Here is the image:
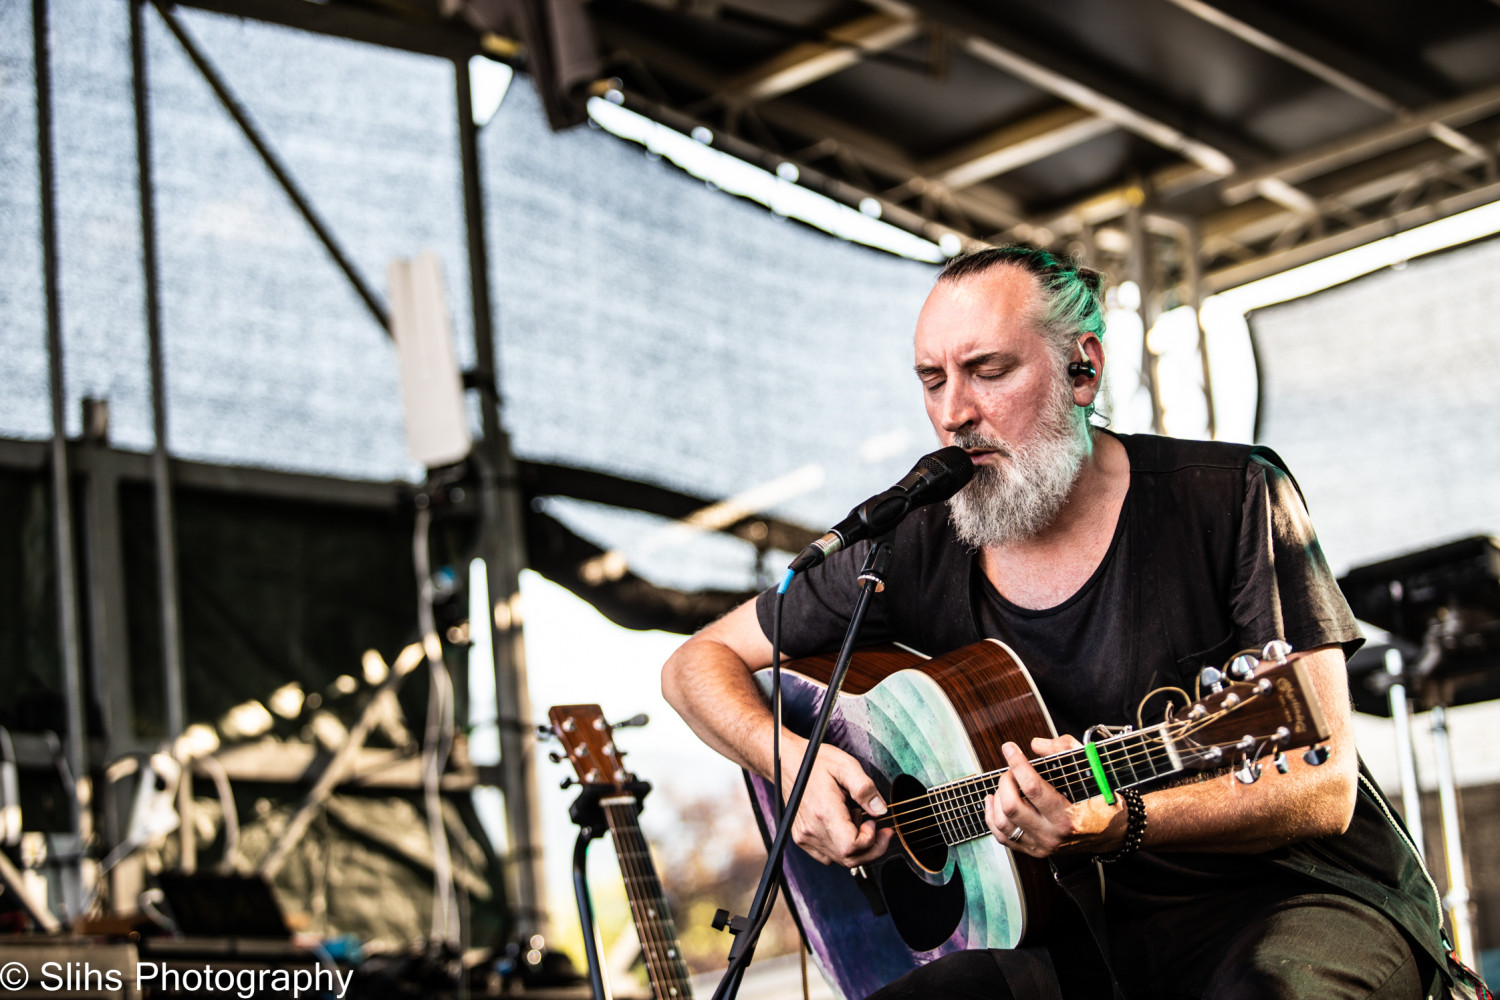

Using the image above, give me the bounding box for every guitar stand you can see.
[569,780,653,1000]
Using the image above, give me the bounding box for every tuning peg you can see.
[559,777,575,790]
[614,713,650,729]
[535,725,556,741]
[548,751,566,764]
[1303,744,1330,766]
[1227,654,1258,681]
[1234,759,1262,785]
[1273,751,1290,774]
[1262,639,1292,664]
[1198,666,1225,694]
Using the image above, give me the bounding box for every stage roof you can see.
[179,0,1500,290]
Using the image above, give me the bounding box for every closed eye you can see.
[914,366,945,393]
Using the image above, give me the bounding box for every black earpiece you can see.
[1067,359,1096,379]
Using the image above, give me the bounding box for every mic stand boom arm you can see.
[712,534,895,1000]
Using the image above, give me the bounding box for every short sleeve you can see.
[754,540,898,658]
[1229,454,1364,662]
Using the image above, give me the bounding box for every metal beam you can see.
[1221,82,1500,204]
[594,16,1026,236]
[152,2,392,333]
[1203,134,1496,254]
[173,0,479,59]
[1204,177,1500,291]
[913,0,1260,176]
[1162,0,1435,113]
[1166,0,1490,165]
[924,105,1115,190]
[728,11,919,103]
[206,741,478,791]
[756,97,1027,226]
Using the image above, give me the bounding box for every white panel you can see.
[389,252,472,469]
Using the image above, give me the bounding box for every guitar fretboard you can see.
[601,797,694,999]
[923,724,1183,847]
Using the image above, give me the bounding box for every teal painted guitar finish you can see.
[745,642,1331,1000]
[748,642,1050,1000]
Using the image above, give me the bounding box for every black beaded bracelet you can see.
[1093,787,1147,863]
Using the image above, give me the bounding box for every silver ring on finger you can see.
[1008,826,1025,843]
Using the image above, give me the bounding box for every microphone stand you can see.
[711,533,895,1000]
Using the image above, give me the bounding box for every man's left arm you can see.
[984,643,1358,858]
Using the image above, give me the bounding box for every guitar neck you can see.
[925,724,1182,846]
[600,797,694,1000]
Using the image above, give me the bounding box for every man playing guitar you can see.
[661,246,1452,999]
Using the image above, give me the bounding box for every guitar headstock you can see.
[547,704,634,790]
[1168,650,1332,780]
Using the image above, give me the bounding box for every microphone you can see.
[789,446,974,573]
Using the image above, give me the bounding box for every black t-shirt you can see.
[759,454,1360,740]
[755,450,1363,900]
[749,436,1451,990]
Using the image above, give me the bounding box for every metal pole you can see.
[1179,219,1217,440]
[455,56,547,937]
[1384,647,1424,858]
[1124,181,1165,435]
[573,828,612,1000]
[133,0,194,874]
[132,0,187,745]
[35,0,89,921]
[1429,706,1476,965]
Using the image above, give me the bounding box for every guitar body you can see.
[746,641,1072,1000]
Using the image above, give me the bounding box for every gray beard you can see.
[946,391,1091,549]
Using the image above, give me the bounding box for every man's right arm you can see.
[660,598,894,866]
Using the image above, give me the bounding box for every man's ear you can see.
[1071,335,1103,406]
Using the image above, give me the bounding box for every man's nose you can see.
[937,383,978,433]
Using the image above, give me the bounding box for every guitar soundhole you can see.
[890,773,947,873]
[880,841,966,953]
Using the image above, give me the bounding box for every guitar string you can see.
[870,701,1259,824]
[881,723,1247,834]
[884,746,1217,851]
[603,801,693,998]
[874,730,1269,852]
[871,730,1171,823]
[603,800,693,997]
[863,722,1270,850]
[601,803,685,996]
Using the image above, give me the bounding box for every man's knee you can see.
[1202,894,1424,1000]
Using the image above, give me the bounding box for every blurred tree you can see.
[652,789,804,977]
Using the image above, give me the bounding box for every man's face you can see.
[914,266,1065,455]
[913,266,1091,547]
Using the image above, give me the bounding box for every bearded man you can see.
[661,246,1451,999]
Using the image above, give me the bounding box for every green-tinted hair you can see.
[936,245,1107,361]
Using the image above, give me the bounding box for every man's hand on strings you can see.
[785,740,894,867]
[983,735,1124,858]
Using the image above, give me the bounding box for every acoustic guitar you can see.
[550,703,695,1000]
[744,640,1331,1000]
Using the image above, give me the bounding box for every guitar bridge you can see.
[850,865,888,916]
